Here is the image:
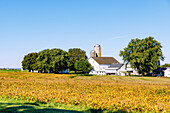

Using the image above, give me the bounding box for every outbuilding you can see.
[153,67,170,77]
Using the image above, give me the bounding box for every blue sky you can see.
[0,0,170,68]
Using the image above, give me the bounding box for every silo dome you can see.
[90,50,96,57]
[94,44,101,57]
[94,44,101,48]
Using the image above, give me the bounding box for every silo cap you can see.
[94,44,101,47]
[91,50,95,53]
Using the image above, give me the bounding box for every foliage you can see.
[161,63,170,67]
[68,48,87,73]
[22,49,69,73]
[75,58,93,74]
[120,36,164,75]
[0,72,169,112]
[22,53,38,72]
[22,48,88,74]
[36,48,69,73]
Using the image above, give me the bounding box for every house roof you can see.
[92,57,120,64]
[154,67,167,71]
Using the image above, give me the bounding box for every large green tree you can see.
[22,53,38,72]
[36,48,69,73]
[160,63,170,67]
[75,58,92,74]
[120,36,164,75]
[68,48,87,73]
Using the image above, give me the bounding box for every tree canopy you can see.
[120,36,164,75]
[68,48,87,73]
[22,48,69,73]
[160,63,170,67]
[75,58,92,73]
[22,53,38,72]
[36,48,69,73]
[22,48,90,74]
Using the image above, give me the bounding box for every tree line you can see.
[22,48,92,74]
[22,36,165,76]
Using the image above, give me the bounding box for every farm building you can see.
[88,44,138,76]
[153,67,170,77]
[88,57,121,75]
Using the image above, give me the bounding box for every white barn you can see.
[88,57,138,76]
[88,57,120,75]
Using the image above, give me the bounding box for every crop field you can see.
[0,72,170,112]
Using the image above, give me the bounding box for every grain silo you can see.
[90,50,96,57]
[94,44,101,57]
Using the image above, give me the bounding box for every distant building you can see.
[153,67,170,77]
[29,69,69,74]
[88,44,138,76]
[61,69,69,74]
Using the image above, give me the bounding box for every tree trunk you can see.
[75,70,77,74]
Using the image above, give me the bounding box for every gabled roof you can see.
[91,57,120,64]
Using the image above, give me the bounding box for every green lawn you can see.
[0,96,114,113]
[0,69,22,73]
